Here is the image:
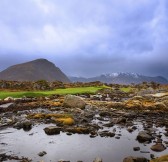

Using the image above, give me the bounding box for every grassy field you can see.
[0,86,105,99]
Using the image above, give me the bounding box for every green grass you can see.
[120,87,132,93]
[0,86,105,99]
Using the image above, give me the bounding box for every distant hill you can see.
[69,73,168,84]
[0,59,70,83]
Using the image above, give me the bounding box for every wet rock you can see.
[38,151,47,156]
[116,117,127,124]
[133,147,140,151]
[99,111,111,117]
[93,157,102,162]
[140,151,150,153]
[13,121,32,131]
[150,143,166,152]
[127,127,134,133]
[164,132,168,136]
[123,156,149,162]
[99,131,115,137]
[103,122,114,127]
[65,127,90,134]
[90,134,97,138]
[1,117,13,124]
[44,126,61,135]
[22,121,32,131]
[132,126,137,130]
[63,95,86,109]
[150,154,155,159]
[137,131,153,143]
[58,160,70,162]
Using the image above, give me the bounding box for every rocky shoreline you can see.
[0,87,168,162]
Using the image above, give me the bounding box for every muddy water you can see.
[0,124,168,162]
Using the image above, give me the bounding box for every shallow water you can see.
[0,123,168,162]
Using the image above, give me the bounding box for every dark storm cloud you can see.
[0,0,168,78]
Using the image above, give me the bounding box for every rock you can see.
[137,131,153,143]
[58,160,70,162]
[150,143,166,152]
[1,117,13,124]
[107,102,124,108]
[133,147,140,151]
[105,97,111,101]
[93,157,102,162]
[127,127,134,133]
[99,131,115,137]
[22,121,32,131]
[0,103,14,109]
[4,97,14,101]
[13,121,32,131]
[150,154,155,159]
[116,117,127,124]
[63,95,86,109]
[38,151,47,156]
[154,102,167,110]
[103,122,114,127]
[65,127,90,134]
[125,100,142,109]
[44,126,61,135]
[99,111,111,117]
[85,104,93,109]
[123,156,148,162]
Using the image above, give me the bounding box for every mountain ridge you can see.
[0,58,70,83]
[69,72,168,84]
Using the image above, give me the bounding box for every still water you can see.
[0,124,167,162]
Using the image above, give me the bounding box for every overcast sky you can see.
[0,0,168,78]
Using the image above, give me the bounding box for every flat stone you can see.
[44,126,61,135]
[150,143,166,152]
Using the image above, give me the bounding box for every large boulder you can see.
[137,131,153,143]
[63,95,86,109]
[123,156,149,162]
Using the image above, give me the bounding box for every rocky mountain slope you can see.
[0,59,70,82]
[69,73,168,84]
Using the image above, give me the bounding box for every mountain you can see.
[69,73,168,84]
[0,59,70,82]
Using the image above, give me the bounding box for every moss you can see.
[150,155,168,162]
[66,127,90,134]
[28,113,72,119]
[55,117,75,125]
[29,113,45,119]
[28,113,74,125]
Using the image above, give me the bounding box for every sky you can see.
[0,0,168,78]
